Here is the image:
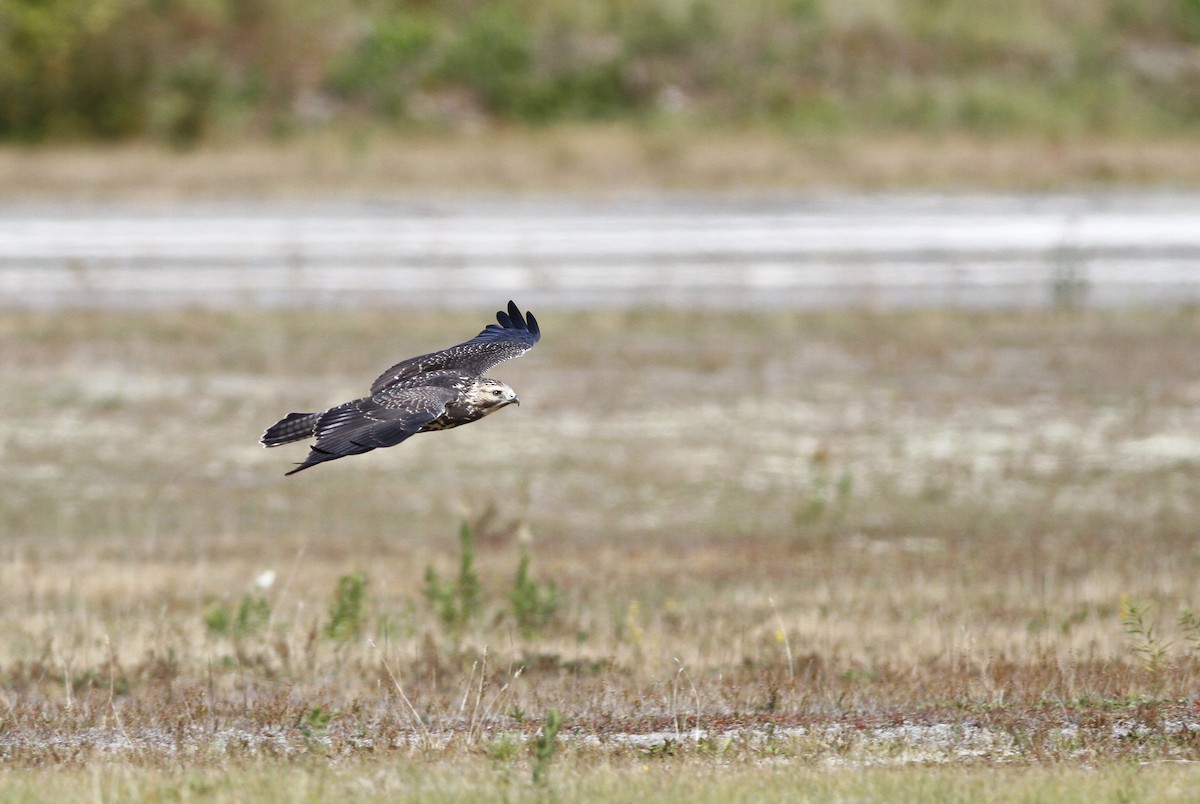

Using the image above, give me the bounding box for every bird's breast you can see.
[422,403,491,432]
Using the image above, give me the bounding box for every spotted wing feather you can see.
[370,300,540,394]
[286,387,455,475]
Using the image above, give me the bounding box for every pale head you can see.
[467,378,519,413]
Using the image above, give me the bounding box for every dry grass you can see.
[2,305,1200,794]
[3,128,1200,201]
[1,762,1197,803]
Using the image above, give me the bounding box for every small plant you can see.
[509,546,559,637]
[325,571,368,642]
[1179,609,1200,656]
[299,705,335,753]
[456,523,482,620]
[696,735,731,756]
[485,734,521,763]
[1120,596,1171,674]
[423,523,483,631]
[640,738,680,759]
[531,709,562,784]
[204,593,271,638]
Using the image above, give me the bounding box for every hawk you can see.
[262,301,540,475]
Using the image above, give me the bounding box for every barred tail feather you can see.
[261,412,320,447]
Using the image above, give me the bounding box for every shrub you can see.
[510,546,560,636]
[325,571,368,642]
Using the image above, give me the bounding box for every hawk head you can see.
[468,378,520,414]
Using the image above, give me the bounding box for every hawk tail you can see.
[261,411,320,447]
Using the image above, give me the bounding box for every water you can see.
[2,193,1198,309]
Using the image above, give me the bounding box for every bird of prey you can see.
[262,301,540,475]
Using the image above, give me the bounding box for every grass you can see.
[4,0,1200,143]
[0,761,1196,803]
[4,127,1200,200]
[6,0,1200,196]
[2,305,1200,796]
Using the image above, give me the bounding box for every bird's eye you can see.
[492,389,502,396]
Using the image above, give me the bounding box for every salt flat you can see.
[2,193,1198,309]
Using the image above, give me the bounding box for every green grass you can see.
[1,759,1199,802]
[3,0,1200,143]
[2,306,1200,796]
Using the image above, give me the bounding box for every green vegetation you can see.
[531,709,563,785]
[205,592,271,639]
[510,546,560,638]
[1122,598,1200,672]
[1121,597,1172,674]
[299,705,336,753]
[422,522,561,637]
[422,523,484,632]
[0,761,1196,803]
[325,571,368,642]
[2,0,1200,143]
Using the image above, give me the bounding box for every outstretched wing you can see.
[370,301,540,394]
[286,387,455,475]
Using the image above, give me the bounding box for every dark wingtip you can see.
[285,457,321,476]
[498,300,522,330]
[491,301,539,341]
[501,300,538,337]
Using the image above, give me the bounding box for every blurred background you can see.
[3,0,1200,769]
[2,0,1200,306]
[4,0,1200,145]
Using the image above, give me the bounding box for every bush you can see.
[328,12,436,120]
[0,0,344,142]
[3,0,1200,142]
[510,546,560,636]
[325,571,368,642]
[423,523,483,632]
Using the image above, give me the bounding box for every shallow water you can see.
[2,193,1198,309]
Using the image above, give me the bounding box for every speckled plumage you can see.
[261,301,540,475]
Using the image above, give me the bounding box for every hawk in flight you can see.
[262,301,540,475]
